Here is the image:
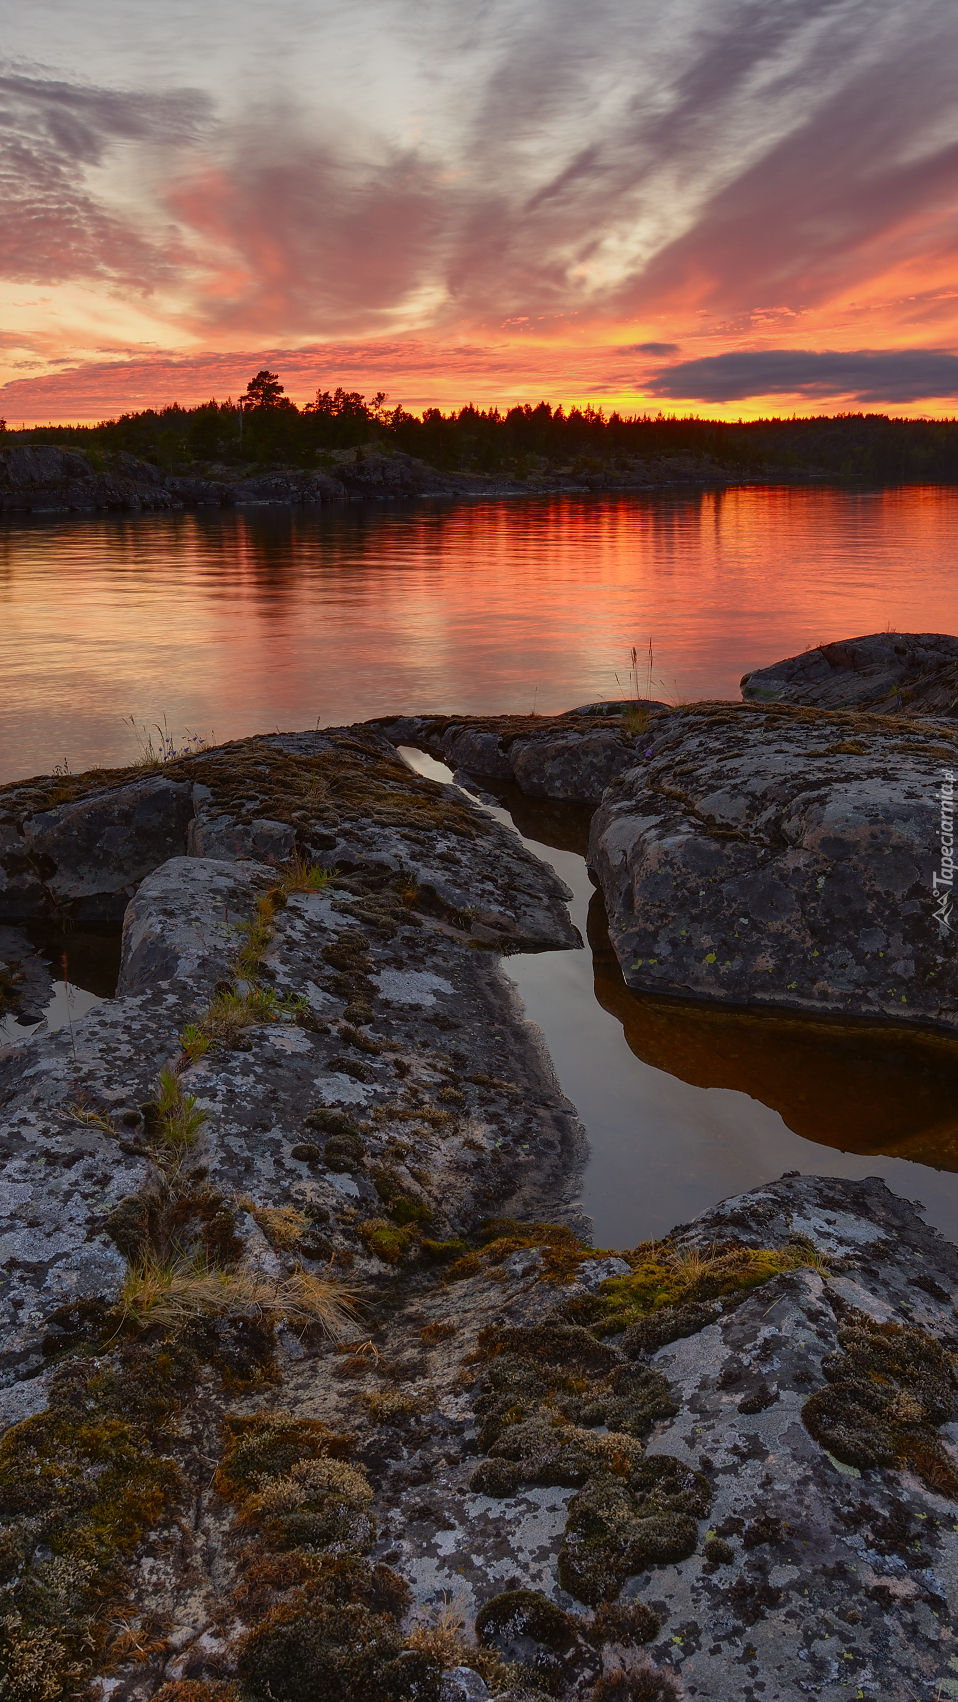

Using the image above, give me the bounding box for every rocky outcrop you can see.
[1,727,958,1701]
[0,438,774,515]
[741,630,958,716]
[0,444,178,512]
[589,699,958,1031]
[378,711,663,807]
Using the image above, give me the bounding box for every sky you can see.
[4,0,958,424]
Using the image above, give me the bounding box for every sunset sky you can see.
[4,0,958,424]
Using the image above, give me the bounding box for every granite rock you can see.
[741,630,958,716]
[589,699,958,1030]
[20,773,195,919]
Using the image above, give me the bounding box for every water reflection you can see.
[588,892,958,1172]
[8,486,958,781]
[420,765,958,1246]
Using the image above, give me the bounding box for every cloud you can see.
[645,347,958,403]
[6,0,958,400]
[0,67,209,287]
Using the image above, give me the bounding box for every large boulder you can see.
[741,630,958,715]
[588,700,958,1031]
[21,774,194,919]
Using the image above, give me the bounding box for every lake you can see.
[5,484,958,1244]
[4,484,958,782]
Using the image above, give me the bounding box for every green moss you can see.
[357,1217,419,1263]
[599,1243,815,1328]
[373,1169,431,1225]
[803,1316,958,1493]
[421,1237,469,1262]
[0,1346,189,1696]
[559,1457,711,1604]
[216,1413,354,1502]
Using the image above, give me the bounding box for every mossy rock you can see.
[480,1322,618,1376]
[305,1107,362,1137]
[470,1457,522,1497]
[802,1317,958,1492]
[324,1131,366,1172]
[476,1588,577,1651]
[621,1301,721,1357]
[327,1055,376,1084]
[216,1413,354,1501]
[591,1599,660,1645]
[558,1456,711,1605]
[421,1237,470,1263]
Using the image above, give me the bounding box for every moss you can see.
[0,1344,189,1696]
[591,1600,660,1645]
[590,1666,683,1702]
[373,1169,432,1225]
[323,1130,366,1172]
[237,1599,408,1702]
[475,1588,577,1651]
[487,1413,645,1490]
[474,1218,597,1284]
[327,1054,377,1083]
[620,1301,721,1356]
[470,1457,523,1496]
[215,1413,354,1502]
[599,1243,816,1329]
[305,1106,362,1135]
[702,1536,734,1565]
[802,1316,958,1493]
[559,1456,710,1605]
[421,1237,470,1262]
[153,1683,236,1701]
[358,1217,420,1263]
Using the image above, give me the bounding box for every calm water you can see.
[4,485,958,781]
[5,486,958,1242]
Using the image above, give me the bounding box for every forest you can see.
[6,367,958,483]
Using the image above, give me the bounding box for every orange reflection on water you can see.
[5,485,958,781]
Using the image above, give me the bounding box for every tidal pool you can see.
[402,747,958,1247]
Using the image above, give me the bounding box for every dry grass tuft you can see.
[121,1259,358,1337]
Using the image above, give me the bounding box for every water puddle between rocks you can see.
[0,923,120,1047]
[401,746,958,1247]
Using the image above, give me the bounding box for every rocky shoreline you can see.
[0,443,816,516]
[0,687,957,1700]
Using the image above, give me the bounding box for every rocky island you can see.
[0,651,957,1701]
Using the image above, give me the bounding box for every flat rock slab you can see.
[741,631,958,716]
[589,699,958,1030]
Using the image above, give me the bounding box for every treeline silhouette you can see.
[10,369,958,483]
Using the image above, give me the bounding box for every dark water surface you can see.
[5,488,958,1241]
[5,485,958,781]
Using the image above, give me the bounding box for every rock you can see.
[0,926,54,1023]
[0,444,176,513]
[589,699,958,1030]
[117,856,271,993]
[22,774,194,919]
[568,699,668,718]
[188,813,298,864]
[377,712,660,807]
[741,630,958,715]
[438,1667,490,1702]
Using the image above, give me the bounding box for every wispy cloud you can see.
[4,1,958,414]
[0,68,208,288]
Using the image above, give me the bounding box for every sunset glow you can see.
[5,0,958,425]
